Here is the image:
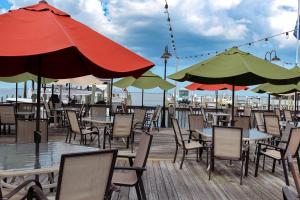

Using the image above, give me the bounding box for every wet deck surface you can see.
[0,127,297,199]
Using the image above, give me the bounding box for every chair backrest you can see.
[78,104,85,118]
[66,110,81,134]
[121,103,128,113]
[284,128,300,158]
[264,115,281,137]
[254,112,265,132]
[212,126,242,160]
[275,108,281,118]
[17,103,33,112]
[189,106,193,114]
[0,105,15,124]
[281,122,295,142]
[49,100,54,110]
[112,113,133,137]
[171,118,184,146]
[287,154,300,197]
[168,105,175,118]
[284,110,293,122]
[56,150,118,200]
[44,102,52,118]
[133,132,153,168]
[243,107,251,117]
[91,106,106,118]
[188,114,204,131]
[152,105,161,122]
[133,108,146,127]
[16,119,48,144]
[234,116,250,132]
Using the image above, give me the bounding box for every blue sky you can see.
[0,0,299,97]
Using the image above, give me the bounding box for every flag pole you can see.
[297,0,300,65]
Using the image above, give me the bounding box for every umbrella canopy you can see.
[114,71,175,106]
[185,83,248,91]
[252,83,300,94]
[169,47,300,85]
[0,1,154,78]
[0,72,55,83]
[0,1,154,155]
[54,75,103,86]
[114,71,175,90]
[168,47,300,125]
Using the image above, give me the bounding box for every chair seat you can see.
[185,141,202,150]
[1,188,26,200]
[112,171,138,186]
[133,129,143,134]
[81,129,98,135]
[262,149,281,159]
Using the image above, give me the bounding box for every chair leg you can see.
[97,134,101,148]
[281,157,289,186]
[135,184,142,200]
[209,157,213,181]
[139,177,147,200]
[254,151,261,177]
[180,150,186,169]
[297,155,300,174]
[196,148,199,162]
[272,159,276,173]
[126,136,130,149]
[240,160,244,185]
[262,155,266,170]
[173,144,178,163]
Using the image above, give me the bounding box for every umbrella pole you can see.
[231,84,235,126]
[15,83,18,104]
[268,94,271,111]
[215,90,218,113]
[110,79,113,116]
[68,83,71,103]
[51,84,54,96]
[142,89,144,107]
[295,91,297,118]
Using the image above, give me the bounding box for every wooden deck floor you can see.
[0,127,297,199]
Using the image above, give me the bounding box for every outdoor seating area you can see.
[1,0,300,200]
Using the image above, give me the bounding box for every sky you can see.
[0,0,299,97]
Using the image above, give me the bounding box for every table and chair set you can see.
[171,107,300,186]
[0,102,162,199]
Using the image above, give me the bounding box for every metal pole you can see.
[215,90,218,113]
[15,83,18,104]
[296,0,300,65]
[141,89,144,107]
[231,84,235,126]
[51,84,54,96]
[68,83,71,103]
[110,79,113,116]
[161,59,167,128]
[268,94,271,111]
[23,81,27,98]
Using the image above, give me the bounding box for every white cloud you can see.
[268,0,298,48]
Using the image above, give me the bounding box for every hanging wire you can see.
[177,29,296,60]
[164,0,178,58]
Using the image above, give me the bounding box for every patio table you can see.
[52,107,79,127]
[15,111,35,119]
[196,128,272,176]
[207,112,230,125]
[82,116,113,149]
[0,142,98,190]
[196,128,272,141]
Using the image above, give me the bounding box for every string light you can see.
[177,29,295,60]
[164,0,178,59]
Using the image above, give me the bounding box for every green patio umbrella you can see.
[168,47,300,124]
[0,73,55,103]
[114,71,175,106]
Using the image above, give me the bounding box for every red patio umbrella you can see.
[0,1,154,153]
[185,83,248,111]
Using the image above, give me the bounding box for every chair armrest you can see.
[114,166,146,172]
[27,185,48,200]
[4,179,42,200]
[257,142,284,151]
[117,154,136,159]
